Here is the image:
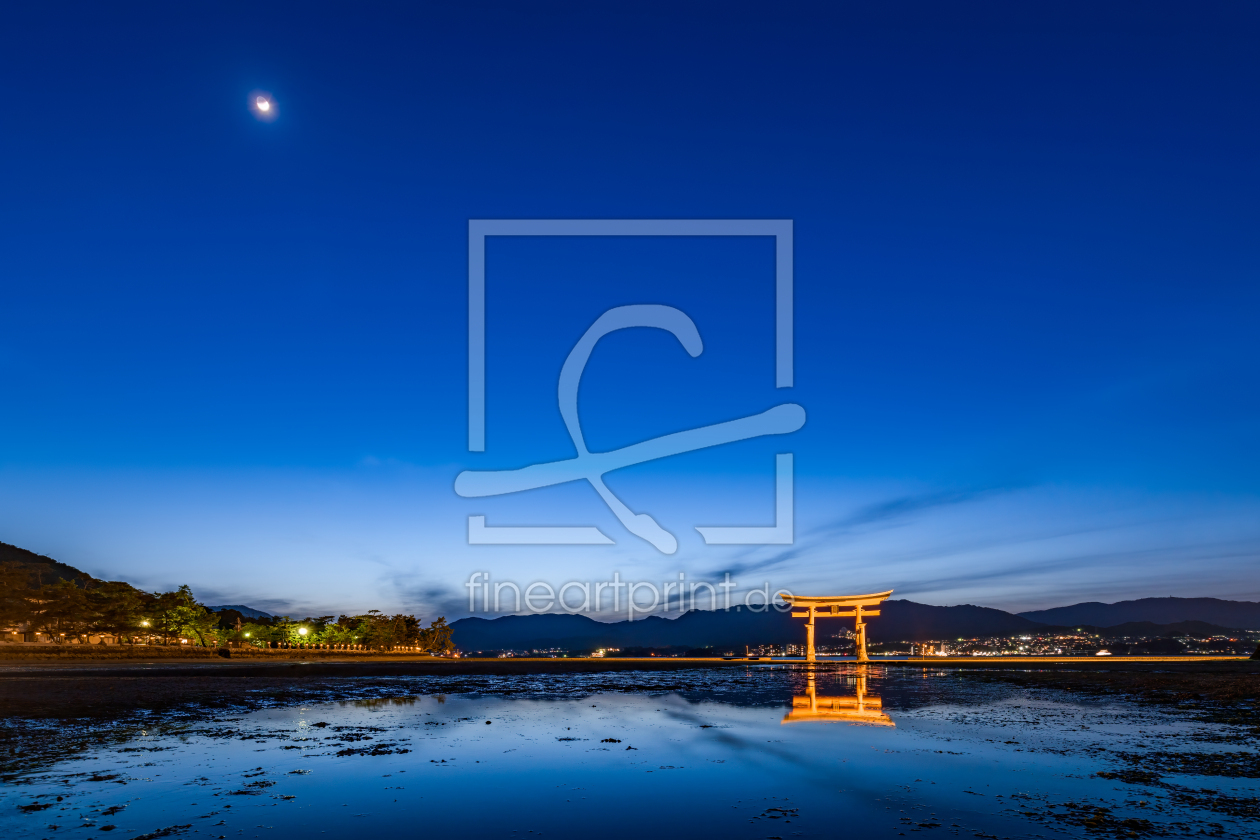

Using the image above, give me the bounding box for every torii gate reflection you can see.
[781,666,894,726]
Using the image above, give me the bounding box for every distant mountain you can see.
[206,605,274,620]
[1091,620,1242,637]
[451,600,1051,651]
[451,609,797,652]
[874,601,1044,641]
[1019,598,1260,630]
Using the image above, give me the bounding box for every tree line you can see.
[0,561,453,653]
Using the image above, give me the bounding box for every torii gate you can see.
[779,590,893,662]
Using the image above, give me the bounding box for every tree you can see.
[335,612,384,648]
[270,616,296,647]
[319,615,361,646]
[282,615,335,647]
[0,562,33,632]
[324,611,424,650]
[237,621,276,648]
[148,585,219,646]
[29,579,91,642]
[418,617,454,654]
[85,581,145,640]
[378,613,420,649]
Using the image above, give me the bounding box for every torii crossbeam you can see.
[779,590,893,662]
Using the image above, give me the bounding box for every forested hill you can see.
[0,541,96,586]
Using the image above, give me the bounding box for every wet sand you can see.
[3,664,1258,840]
[1,655,1254,720]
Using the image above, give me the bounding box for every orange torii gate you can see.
[779,590,893,662]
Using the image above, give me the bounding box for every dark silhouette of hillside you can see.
[450,600,1050,650]
[450,608,798,652]
[1089,620,1242,637]
[1,541,270,617]
[872,600,1043,642]
[449,601,1254,652]
[204,604,273,619]
[0,541,95,586]
[1019,597,1260,630]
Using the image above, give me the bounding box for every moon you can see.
[249,91,278,121]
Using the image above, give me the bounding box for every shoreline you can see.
[0,654,1254,719]
[0,652,1248,669]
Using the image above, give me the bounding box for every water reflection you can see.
[4,669,1255,840]
[343,696,420,708]
[782,666,894,726]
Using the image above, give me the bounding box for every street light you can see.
[298,627,308,636]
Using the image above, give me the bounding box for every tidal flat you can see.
[2,665,1258,840]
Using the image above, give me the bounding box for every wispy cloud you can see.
[703,485,1018,581]
[813,486,1017,536]
[383,569,471,620]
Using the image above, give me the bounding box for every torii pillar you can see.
[780,590,893,662]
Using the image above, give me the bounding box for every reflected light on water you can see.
[782,666,894,726]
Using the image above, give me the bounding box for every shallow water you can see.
[4,666,1257,839]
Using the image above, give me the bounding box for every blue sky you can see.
[1,2,1257,619]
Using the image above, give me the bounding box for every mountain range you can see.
[1019,597,1260,629]
[450,601,1034,652]
[448,598,1255,652]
